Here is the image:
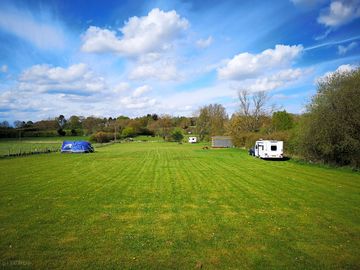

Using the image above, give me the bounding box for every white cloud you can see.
[218,44,303,80]
[132,85,151,97]
[317,64,357,82]
[18,63,106,95]
[127,52,180,81]
[196,36,213,48]
[318,1,360,27]
[120,96,157,109]
[248,68,309,91]
[113,82,130,93]
[0,6,66,49]
[129,60,179,81]
[0,65,8,73]
[338,41,358,55]
[81,8,189,56]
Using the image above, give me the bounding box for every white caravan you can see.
[254,140,283,159]
[188,137,197,143]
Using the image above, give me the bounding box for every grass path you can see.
[0,142,359,269]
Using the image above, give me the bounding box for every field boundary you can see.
[0,147,60,158]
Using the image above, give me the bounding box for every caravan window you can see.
[255,145,258,149]
[271,145,277,151]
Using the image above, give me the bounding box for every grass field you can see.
[0,136,89,156]
[0,142,359,269]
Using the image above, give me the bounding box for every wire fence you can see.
[1,146,60,158]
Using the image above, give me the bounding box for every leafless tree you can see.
[238,90,250,116]
[237,89,270,131]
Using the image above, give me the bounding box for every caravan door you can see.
[255,142,264,157]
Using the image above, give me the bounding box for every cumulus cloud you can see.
[317,64,357,82]
[318,1,360,27]
[81,8,189,56]
[338,41,358,55]
[18,63,106,95]
[218,44,303,80]
[0,65,8,73]
[248,68,309,91]
[0,5,66,49]
[126,52,180,81]
[196,36,213,48]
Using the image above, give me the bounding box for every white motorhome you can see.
[188,137,197,143]
[254,140,283,159]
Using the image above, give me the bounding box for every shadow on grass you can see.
[263,157,291,161]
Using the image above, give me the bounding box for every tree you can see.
[0,121,10,128]
[297,67,360,167]
[14,120,25,128]
[57,115,66,128]
[171,128,184,143]
[196,104,228,141]
[272,110,294,131]
[56,115,67,136]
[83,116,103,135]
[156,115,173,140]
[25,121,34,127]
[33,120,58,130]
[68,115,82,129]
[236,90,270,132]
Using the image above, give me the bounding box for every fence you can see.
[1,146,60,158]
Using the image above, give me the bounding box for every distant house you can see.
[188,136,197,143]
[211,136,233,148]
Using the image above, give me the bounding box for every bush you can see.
[57,128,66,136]
[134,127,154,136]
[90,132,114,143]
[122,127,136,138]
[171,128,184,142]
[297,67,360,167]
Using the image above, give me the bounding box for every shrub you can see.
[297,67,360,167]
[57,128,66,136]
[90,132,114,143]
[122,127,136,138]
[171,128,184,142]
[70,129,77,136]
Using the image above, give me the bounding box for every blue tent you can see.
[61,141,94,153]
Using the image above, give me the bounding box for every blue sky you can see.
[0,0,359,123]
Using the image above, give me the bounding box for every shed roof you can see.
[212,136,232,139]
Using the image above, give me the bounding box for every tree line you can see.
[1,67,359,167]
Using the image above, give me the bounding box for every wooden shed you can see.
[211,136,233,148]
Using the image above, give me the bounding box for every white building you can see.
[254,140,283,159]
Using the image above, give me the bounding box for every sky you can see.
[0,0,359,123]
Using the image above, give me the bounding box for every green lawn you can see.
[0,142,359,269]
